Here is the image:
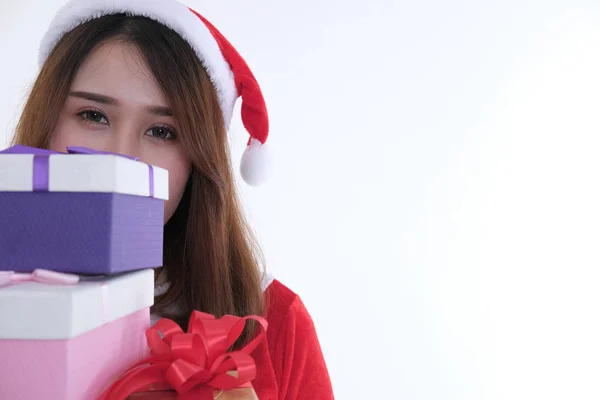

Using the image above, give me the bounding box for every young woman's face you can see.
[50,40,192,223]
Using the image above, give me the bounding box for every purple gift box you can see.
[0,145,168,274]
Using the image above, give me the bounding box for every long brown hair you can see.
[11,15,265,345]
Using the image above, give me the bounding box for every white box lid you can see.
[0,269,154,340]
[0,149,168,200]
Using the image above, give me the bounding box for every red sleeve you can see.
[271,294,335,400]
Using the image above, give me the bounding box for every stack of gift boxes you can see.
[0,145,168,399]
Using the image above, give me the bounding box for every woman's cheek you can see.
[163,161,191,223]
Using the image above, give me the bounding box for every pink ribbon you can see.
[0,269,80,287]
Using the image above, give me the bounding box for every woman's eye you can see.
[146,126,176,141]
[78,110,108,124]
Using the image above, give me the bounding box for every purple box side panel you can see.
[0,192,163,274]
[109,193,164,271]
[0,192,111,272]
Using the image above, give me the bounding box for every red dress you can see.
[151,277,335,399]
[251,279,335,399]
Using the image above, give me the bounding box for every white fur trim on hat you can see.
[38,0,238,127]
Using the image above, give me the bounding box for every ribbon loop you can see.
[165,358,207,392]
[0,269,80,288]
[97,311,268,400]
[0,145,57,156]
[66,146,140,161]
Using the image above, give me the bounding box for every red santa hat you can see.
[38,0,270,186]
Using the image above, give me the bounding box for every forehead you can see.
[71,40,168,106]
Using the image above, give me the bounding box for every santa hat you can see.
[38,0,270,186]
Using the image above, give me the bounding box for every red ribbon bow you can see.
[97,311,268,400]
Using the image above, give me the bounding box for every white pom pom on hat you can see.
[240,138,272,186]
[39,0,271,186]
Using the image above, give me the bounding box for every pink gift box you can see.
[0,269,154,399]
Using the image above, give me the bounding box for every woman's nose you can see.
[106,134,141,160]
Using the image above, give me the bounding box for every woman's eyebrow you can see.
[68,90,172,116]
[148,105,172,117]
[69,91,117,105]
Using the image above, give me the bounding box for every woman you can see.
[11,0,334,398]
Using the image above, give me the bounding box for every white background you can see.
[2,0,600,399]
